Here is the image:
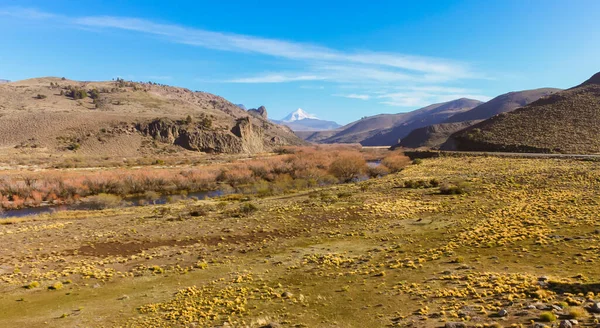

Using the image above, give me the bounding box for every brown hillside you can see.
[360,98,482,146]
[394,88,561,149]
[317,98,481,145]
[447,72,600,153]
[318,113,406,144]
[394,120,481,149]
[0,77,303,155]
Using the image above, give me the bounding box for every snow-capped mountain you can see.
[272,108,341,132]
[281,108,318,122]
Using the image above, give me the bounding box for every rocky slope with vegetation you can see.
[306,98,481,145]
[394,88,561,149]
[446,72,600,153]
[394,120,480,149]
[361,98,482,146]
[0,77,303,155]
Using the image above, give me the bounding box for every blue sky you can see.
[1,1,598,124]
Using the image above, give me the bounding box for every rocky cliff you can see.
[136,117,282,154]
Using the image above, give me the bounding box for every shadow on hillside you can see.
[547,281,600,294]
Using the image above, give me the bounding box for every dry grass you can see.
[1,156,598,327]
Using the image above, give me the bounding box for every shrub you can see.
[89,88,100,100]
[367,165,390,178]
[82,193,122,210]
[35,94,47,99]
[67,142,80,151]
[188,205,213,217]
[329,152,367,182]
[381,152,411,173]
[402,179,440,189]
[412,158,423,165]
[48,282,63,290]
[539,312,557,322]
[228,202,258,217]
[566,306,587,319]
[439,183,467,195]
[451,256,465,263]
[144,191,161,204]
[24,281,40,289]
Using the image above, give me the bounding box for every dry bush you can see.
[367,165,390,178]
[217,166,254,187]
[381,152,411,173]
[439,182,468,195]
[0,145,383,209]
[329,152,368,182]
[82,193,122,210]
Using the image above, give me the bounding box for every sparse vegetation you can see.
[66,86,88,99]
[1,156,600,328]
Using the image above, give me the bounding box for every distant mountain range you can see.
[444,72,600,153]
[304,98,482,145]
[394,88,561,149]
[271,108,341,131]
[0,79,10,84]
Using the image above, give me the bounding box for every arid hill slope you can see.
[393,88,561,149]
[360,98,482,146]
[394,120,480,149]
[445,88,560,123]
[0,77,303,155]
[311,98,481,145]
[446,72,600,153]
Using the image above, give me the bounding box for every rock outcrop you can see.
[136,117,273,153]
[248,106,268,120]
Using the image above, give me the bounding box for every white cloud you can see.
[226,74,325,83]
[0,7,56,19]
[333,94,371,100]
[0,7,493,110]
[0,7,482,81]
[70,15,475,78]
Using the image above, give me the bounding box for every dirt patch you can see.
[76,239,199,257]
[200,229,293,246]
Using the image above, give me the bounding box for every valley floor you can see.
[1,156,600,327]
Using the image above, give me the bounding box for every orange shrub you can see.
[381,152,411,173]
[329,152,368,182]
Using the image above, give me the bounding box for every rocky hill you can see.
[393,88,561,149]
[0,77,303,155]
[359,98,483,146]
[445,72,600,153]
[310,98,481,145]
[394,120,480,149]
[445,88,560,123]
